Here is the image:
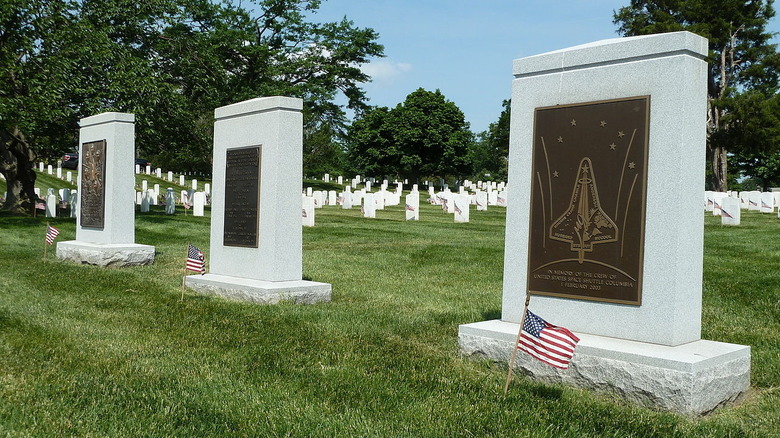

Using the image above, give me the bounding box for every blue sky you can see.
[310,0,780,133]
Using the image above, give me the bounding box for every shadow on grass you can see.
[482,309,501,320]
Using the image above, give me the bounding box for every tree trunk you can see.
[711,144,728,192]
[1,126,39,214]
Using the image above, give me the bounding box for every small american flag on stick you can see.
[186,244,206,274]
[45,225,60,245]
[517,309,579,369]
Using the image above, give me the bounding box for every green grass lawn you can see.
[0,204,778,437]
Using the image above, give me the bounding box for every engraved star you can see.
[557,136,564,143]
[628,162,636,169]
[570,119,577,126]
[609,143,617,150]
[618,131,625,138]
[553,171,559,178]
[600,120,607,127]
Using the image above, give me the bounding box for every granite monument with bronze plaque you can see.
[57,112,155,267]
[458,31,750,415]
[185,96,331,304]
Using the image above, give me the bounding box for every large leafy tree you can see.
[614,0,780,191]
[468,99,510,180]
[1,0,382,213]
[348,88,471,182]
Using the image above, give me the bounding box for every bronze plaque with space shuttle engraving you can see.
[80,140,107,228]
[527,97,650,305]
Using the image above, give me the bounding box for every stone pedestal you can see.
[57,241,155,267]
[186,274,330,305]
[459,320,750,416]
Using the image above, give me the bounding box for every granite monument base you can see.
[57,241,155,267]
[185,273,331,305]
[458,320,750,416]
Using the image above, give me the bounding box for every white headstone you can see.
[140,191,150,212]
[374,191,385,210]
[497,191,507,207]
[191,179,198,190]
[193,191,205,216]
[324,173,330,183]
[34,187,40,197]
[39,162,44,172]
[205,183,211,195]
[168,171,174,182]
[487,191,498,206]
[179,175,185,186]
[362,192,376,218]
[748,191,761,211]
[153,183,160,198]
[165,188,176,214]
[66,171,72,183]
[56,167,62,179]
[405,193,419,221]
[46,194,57,217]
[476,190,488,211]
[70,190,78,218]
[58,188,70,203]
[142,180,148,192]
[47,165,53,175]
[365,181,372,192]
[145,165,151,174]
[337,176,343,185]
[155,168,162,178]
[720,196,740,225]
[453,194,469,223]
[760,192,774,213]
[302,195,315,227]
[340,191,352,209]
[328,190,337,206]
[306,187,313,197]
[712,192,725,216]
[412,184,418,193]
[135,164,141,174]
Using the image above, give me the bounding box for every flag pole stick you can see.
[181,242,189,302]
[43,222,49,261]
[504,293,532,395]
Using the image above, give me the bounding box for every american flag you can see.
[517,309,579,369]
[454,203,462,215]
[721,208,734,219]
[45,225,60,245]
[186,244,206,274]
[762,200,772,209]
[405,203,415,211]
[183,193,192,209]
[302,208,308,218]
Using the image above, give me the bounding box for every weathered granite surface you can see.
[57,241,155,267]
[459,320,750,416]
[185,273,331,305]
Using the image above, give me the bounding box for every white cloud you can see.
[360,60,412,86]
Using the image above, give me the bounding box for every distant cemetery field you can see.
[0,205,778,436]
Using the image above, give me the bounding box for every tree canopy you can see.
[1,0,383,213]
[614,0,780,191]
[346,88,472,182]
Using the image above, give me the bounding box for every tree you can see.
[347,89,472,182]
[468,99,510,180]
[1,0,383,213]
[614,0,780,191]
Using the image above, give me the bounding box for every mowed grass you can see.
[0,202,778,437]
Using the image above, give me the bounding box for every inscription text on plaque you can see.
[80,140,107,228]
[527,97,649,305]
[223,146,261,247]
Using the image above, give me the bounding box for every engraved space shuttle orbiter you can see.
[549,157,618,263]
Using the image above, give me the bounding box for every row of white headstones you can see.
[301,180,508,226]
[706,190,780,226]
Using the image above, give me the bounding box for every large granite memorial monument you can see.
[57,112,155,266]
[458,32,749,415]
[185,97,331,304]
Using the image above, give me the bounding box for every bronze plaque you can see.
[80,140,107,228]
[223,146,261,247]
[527,97,650,305]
